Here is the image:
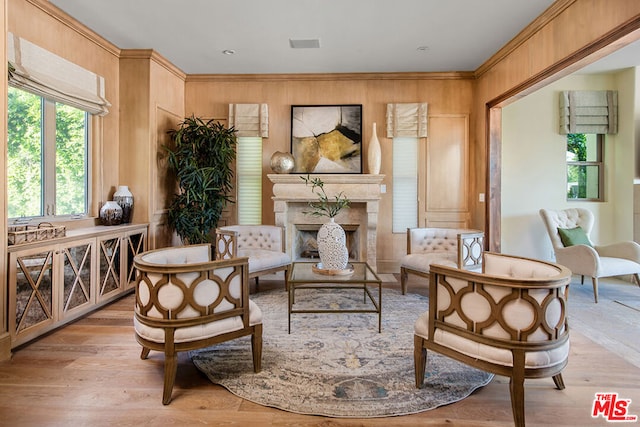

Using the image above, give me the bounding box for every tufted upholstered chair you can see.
[133,244,262,404]
[540,207,640,303]
[215,225,291,290]
[414,252,572,427]
[400,228,484,294]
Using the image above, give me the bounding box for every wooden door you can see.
[420,115,470,228]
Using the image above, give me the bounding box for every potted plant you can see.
[301,175,351,271]
[165,116,237,244]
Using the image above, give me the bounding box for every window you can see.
[566,133,603,201]
[8,86,89,219]
[236,136,262,224]
[392,137,418,232]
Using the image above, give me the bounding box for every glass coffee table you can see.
[287,261,382,333]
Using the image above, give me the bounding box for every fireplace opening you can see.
[294,224,360,261]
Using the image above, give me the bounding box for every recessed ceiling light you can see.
[416,46,429,52]
[222,49,236,55]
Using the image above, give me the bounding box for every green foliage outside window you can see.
[7,88,42,217]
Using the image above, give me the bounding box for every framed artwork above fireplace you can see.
[290,104,362,174]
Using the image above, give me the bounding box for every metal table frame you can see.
[287,261,382,333]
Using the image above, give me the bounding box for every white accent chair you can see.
[133,244,262,404]
[539,207,640,303]
[215,225,291,290]
[414,252,571,427]
[400,228,484,294]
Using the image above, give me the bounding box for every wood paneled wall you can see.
[185,75,474,271]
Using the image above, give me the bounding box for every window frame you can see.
[566,133,604,202]
[7,86,91,221]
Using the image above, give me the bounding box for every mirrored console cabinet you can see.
[7,224,148,348]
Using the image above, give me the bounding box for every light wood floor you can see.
[1,275,639,426]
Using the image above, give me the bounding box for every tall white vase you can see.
[368,122,381,175]
[317,218,349,270]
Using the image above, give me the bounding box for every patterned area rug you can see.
[190,287,493,418]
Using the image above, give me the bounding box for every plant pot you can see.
[317,218,349,270]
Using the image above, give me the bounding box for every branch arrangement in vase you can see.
[301,175,350,218]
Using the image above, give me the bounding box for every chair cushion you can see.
[238,248,290,273]
[401,253,457,273]
[557,226,592,247]
[414,312,569,369]
[135,300,263,344]
[600,256,640,276]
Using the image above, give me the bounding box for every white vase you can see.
[100,201,123,226]
[317,218,349,270]
[113,185,134,223]
[368,122,381,175]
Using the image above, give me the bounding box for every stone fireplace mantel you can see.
[268,174,385,271]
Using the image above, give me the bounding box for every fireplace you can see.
[268,174,384,271]
[295,223,360,261]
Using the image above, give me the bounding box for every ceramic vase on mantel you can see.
[113,185,134,223]
[368,122,381,175]
[317,218,349,270]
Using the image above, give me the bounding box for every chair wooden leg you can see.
[162,350,178,405]
[634,273,640,288]
[140,347,150,360]
[591,277,599,303]
[580,275,585,285]
[401,267,408,295]
[552,373,565,390]
[509,375,526,427]
[414,335,427,388]
[252,324,263,372]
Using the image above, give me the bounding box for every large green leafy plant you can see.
[166,116,237,244]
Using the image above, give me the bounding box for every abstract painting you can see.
[291,105,362,173]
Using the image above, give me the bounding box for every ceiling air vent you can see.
[289,38,321,49]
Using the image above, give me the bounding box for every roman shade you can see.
[229,104,269,137]
[559,90,618,134]
[7,32,110,116]
[386,103,428,138]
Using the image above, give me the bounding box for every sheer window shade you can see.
[229,104,269,137]
[392,137,418,233]
[236,137,262,224]
[7,33,110,116]
[559,90,618,134]
[386,103,428,138]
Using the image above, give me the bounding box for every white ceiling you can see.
[48,0,564,75]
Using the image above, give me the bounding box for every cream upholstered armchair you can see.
[414,252,571,427]
[539,207,640,303]
[133,244,262,404]
[216,225,291,290]
[400,228,484,294]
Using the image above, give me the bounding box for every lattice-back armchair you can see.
[414,252,571,427]
[400,228,484,294]
[133,244,263,404]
